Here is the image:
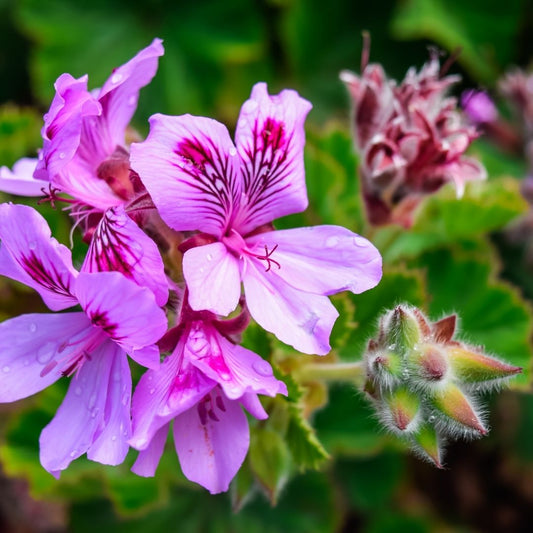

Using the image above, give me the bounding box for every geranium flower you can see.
[129,319,287,494]
[131,82,382,354]
[0,203,167,475]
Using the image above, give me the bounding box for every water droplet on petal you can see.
[2,366,10,373]
[69,451,77,458]
[111,435,117,441]
[88,393,97,409]
[36,342,56,364]
[59,152,66,160]
[353,236,369,248]
[111,73,123,84]
[242,100,258,113]
[29,322,37,332]
[206,253,213,261]
[219,371,231,381]
[252,360,273,377]
[149,388,155,395]
[28,242,37,251]
[91,407,99,419]
[229,146,237,156]
[75,386,82,396]
[121,392,129,406]
[325,236,340,248]
[128,95,136,106]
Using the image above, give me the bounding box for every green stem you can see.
[295,361,365,384]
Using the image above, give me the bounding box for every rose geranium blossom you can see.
[131,82,382,355]
[130,315,287,494]
[0,203,167,476]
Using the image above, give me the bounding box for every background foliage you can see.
[1,0,533,531]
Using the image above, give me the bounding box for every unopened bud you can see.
[431,383,487,435]
[384,306,422,353]
[409,344,449,382]
[447,346,522,387]
[412,423,444,468]
[383,387,421,433]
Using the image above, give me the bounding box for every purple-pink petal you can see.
[0,203,78,310]
[130,338,216,450]
[130,113,241,237]
[232,82,312,235]
[98,38,164,148]
[0,312,91,402]
[82,205,169,306]
[242,258,339,355]
[0,158,47,196]
[86,343,132,465]
[173,389,249,494]
[131,424,169,477]
[182,242,241,316]
[74,271,167,359]
[186,322,287,399]
[39,340,124,475]
[245,225,382,296]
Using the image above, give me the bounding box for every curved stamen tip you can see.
[255,244,281,272]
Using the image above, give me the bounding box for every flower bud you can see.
[447,346,522,388]
[411,423,444,468]
[408,344,449,383]
[382,386,421,433]
[384,306,422,353]
[430,382,487,435]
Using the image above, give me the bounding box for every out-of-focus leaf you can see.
[375,179,528,263]
[366,512,431,533]
[0,104,41,166]
[392,0,526,83]
[314,384,394,456]
[335,453,405,510]
[417,248,533,387]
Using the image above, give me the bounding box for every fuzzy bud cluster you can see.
[363,305,521,467]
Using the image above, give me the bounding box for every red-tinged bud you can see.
[447,346,522,387]
[412,424,444,468]
[431,383,487,435]
[383,387,421,433]
[365,350,403,388]
[410,344,449,382]
[432,314,457,343]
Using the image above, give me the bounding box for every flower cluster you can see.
[363,305,521,467]
[341,45,486,227]
[0,40,382,493]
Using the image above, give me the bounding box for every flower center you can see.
[222,229,280,272]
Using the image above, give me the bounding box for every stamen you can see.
[38,185,76,209]
[254,244,281,272]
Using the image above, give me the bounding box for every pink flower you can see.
[0,203,167,475]
[131,83,382,355]
[129,318,286,494]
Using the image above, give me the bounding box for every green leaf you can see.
[286,402,330,471]
[249,428,291,505]
[418,248,533,387]
[392,0,526,83]
[0,104,42,166]
[375,179,528,263]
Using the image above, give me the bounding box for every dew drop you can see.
[29,322,37,333]
[59,152,66,160]
[428,415,436,423]
[352,236,369,248]
[325,236,340,248]
[88,393,97,409]
[149,388,155,395]
[91,407,99,419]
[36,342,56,364]
[69,451,77,458]
[128,95,136,106]
[75,386,82,396]
[111,435,117,442]
[219,371,231,381]
[229,146,237,156]
[242,100,258,113]
[388,344,396,351]
[121,392,129,406]
[2,366,10,373]
[111,73,123,84]
[28,242,37,251]
[206,253,213,261]
[252,360,273,377]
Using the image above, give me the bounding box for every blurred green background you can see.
[1,0,533,532]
